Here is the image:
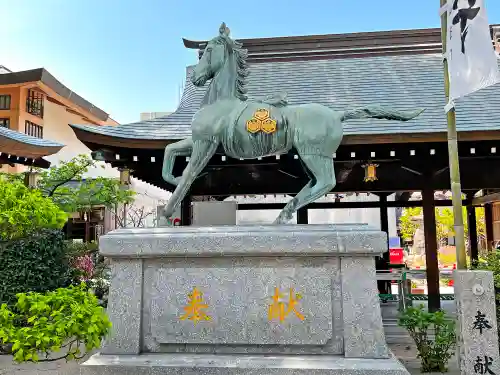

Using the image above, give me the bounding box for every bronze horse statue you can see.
[162,23,424,224]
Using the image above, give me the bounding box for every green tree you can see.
[37,154,95,199]
[0,177,67,240]
[399,206,486,247]
[399,207,422,242]
[36,154,135,214]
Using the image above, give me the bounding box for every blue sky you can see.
[2,0,499,124]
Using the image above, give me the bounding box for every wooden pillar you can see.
[65,220,72,239]
[181,195,192,226]
[119,168,131,228]
[379,194,389,258]
[466,194,478,266]
[485,203,494,251]
[84,219,90,243]
[377,193,390,294]
[297,207,308,224]
[422,186,441,312]
[122,203,128,228]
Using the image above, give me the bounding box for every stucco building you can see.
[0,67,170,240]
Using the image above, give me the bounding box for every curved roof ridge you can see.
[183,25,500,62]
[0,126,65,148]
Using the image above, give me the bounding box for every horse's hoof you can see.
[273,217,289,225]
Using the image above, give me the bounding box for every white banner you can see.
[444,0,500,110]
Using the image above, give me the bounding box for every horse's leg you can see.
[273,181,314,224]
[162,137,193,186]
[274,154,335,224]
[163,139,218,219]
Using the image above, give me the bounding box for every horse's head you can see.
[191,22,234,87]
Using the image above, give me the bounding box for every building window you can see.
[0,118,9,128]
[0,95,11,110]
[26,90,44,118]
[25,120,43,138]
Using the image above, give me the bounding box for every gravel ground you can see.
[0,344,459,375]
[0,355,82,375]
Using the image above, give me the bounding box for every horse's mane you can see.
[214,34,249,101]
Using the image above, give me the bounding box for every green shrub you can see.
[0,177,67,240]
[63,240,110,307]
[0,284,111,363]
[88,254,110,308]
[398,305,456,373]
[0,230,78,306]
[88,276,110,308]
[65,241,99,259]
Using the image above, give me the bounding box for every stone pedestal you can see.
[81,225,410,375]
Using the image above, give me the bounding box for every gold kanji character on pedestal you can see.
[268,287,305,322]
[179,287,211,325]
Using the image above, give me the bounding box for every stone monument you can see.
[81,224,411,375]
[454,270,500,375]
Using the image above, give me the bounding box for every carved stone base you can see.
[81,353,410,375]
[91,225,405,375]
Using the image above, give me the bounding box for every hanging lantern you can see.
[91,150,106,161]
[362,163,379,182]
[23,170,40,188]
[119,168,131,186]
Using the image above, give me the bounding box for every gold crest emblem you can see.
[246,118,261,133]
[262,118,277,134]
[246,108,277,134]
[254,108,270,121]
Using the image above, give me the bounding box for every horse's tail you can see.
[340,105,425,122]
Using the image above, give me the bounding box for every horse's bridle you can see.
[203,39,229,78]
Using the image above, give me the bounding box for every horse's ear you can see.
[219,22,230,37]
[219,22,227,35]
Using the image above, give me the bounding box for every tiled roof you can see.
[0,126,64,148]
[70,54,500,141]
